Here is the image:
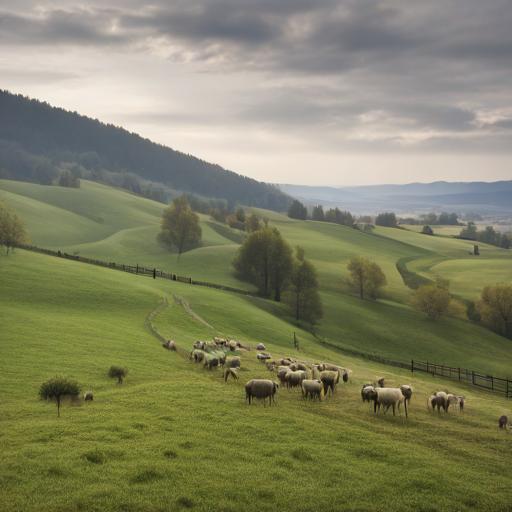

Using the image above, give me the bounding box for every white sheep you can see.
[374,388,404,417]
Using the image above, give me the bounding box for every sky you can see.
[1,0,512,186]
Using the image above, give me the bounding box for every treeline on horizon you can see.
[288,200,511,248]
[0,90,291,212]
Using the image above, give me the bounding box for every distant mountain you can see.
[341,181,512,196]
[278,180,512,215]
[0,90,291,211]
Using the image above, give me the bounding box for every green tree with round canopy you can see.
[39,376,82,417]
[0,202,31,254]
[157,196,202,262]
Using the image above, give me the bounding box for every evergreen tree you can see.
[283,246,324,325]
[287,200,307,220]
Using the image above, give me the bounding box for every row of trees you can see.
[458,222,511,249]
[0,202,31,254]
[400,212,460,226]
[410,278,512,339]
[232,228,324,325]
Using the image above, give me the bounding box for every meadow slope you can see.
[1,250,511,512]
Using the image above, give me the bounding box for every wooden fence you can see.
[412,360,511,398]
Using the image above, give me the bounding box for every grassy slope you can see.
[1,250,512,512]
[2,179,512,373]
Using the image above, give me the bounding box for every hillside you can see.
[2,179,512,375]
[0,90,291,211]
[1,241,512,512]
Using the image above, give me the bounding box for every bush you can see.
[108,365,128,385]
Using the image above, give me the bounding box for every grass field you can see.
[2,180,512,511]
[1,250,512,512]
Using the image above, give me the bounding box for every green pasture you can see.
[1,250,512,512]
[403,225,463,237]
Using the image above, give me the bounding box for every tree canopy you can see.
[157,196,202,262]
[0,202,31,254]
[39,376,82,417]
[347,256,387,300]
[287,200,308,220]
[375,212,397,227]
[232,227,293,301]
[476,284,512,338]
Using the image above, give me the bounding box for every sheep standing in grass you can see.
[374,388,404,417]
[499,415,508,430]
[302,379,324,401]
[433,392,452,413]
[400,386,413,418]
[361,385,377,406]
[224,356,241,369]
[428,395,438,411]
[319,370,340,396]
[224,368,238,382]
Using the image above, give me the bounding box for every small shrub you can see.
[108,365,128,385]
[291,447,313,461]
[176,497,194,509]
[130,468,162,484]
[82,450,105,464]
[163,450,178,459]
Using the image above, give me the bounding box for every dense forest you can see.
[0,90,291,211]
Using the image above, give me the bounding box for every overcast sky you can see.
[1,0,511,186]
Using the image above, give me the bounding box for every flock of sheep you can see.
[180,337,509,428]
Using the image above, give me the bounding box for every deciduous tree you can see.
[232,227,293,301]
[410,285,451,319]
[476,284,512,338]
[347,256,387,300]
[287,200,307,220]
[39,376,82,417]
[157,196,202,262]
[0,202,31,254]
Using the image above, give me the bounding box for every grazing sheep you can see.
[376,377,385,388]
[84,393,94,401]
[400,386,413,416]
[245,379,278,407]
[285,370,307,389]
[319,370,340,396]
[297,363,308,372]
[428,395,438,411]
[224,368,238,382]
[203,354,219,370]
[257,353,272,360]
[374,388,404,417]
[433,392,455,413]
[162,339,176,350]
[342,371,349,383]
[265,361,276,371]
[455,396,466,412]
[499,415,508,430]
[224,356,241,369]
[280,358,292,366]
[277,368,289,387]
[302,379,324,401]
[256,343,266,351]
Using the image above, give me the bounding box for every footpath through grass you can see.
[1,250,512,512]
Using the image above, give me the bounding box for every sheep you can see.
[499,415,508,430]
[84,393,94,401]
[319,370,340,396]
[203,354,219,370]
[162,339,176,350]
[245,379,278,407]
[277,368,289,387]
[224,356,241,369]
[301,379,324,401]
[224,368,238,382]
[285,370,307,389]
[433,391,456,413]
[361,385,375,403]
[257,353,272,360]
[373,388,404,417]
[256,343,266,351]
[455,396,466,412]
[376,377,385,388]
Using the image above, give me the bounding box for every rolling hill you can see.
[2,179,512,511]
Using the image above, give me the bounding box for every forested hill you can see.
[0,90,291,211]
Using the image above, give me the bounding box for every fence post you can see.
[472,371,475,385]
[491,376,494,390]
[136,263,138,275]
[411,360,414,373]
[427,362,429,374]
[458,368,460,381]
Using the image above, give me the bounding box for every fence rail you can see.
[412,360,511,398]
